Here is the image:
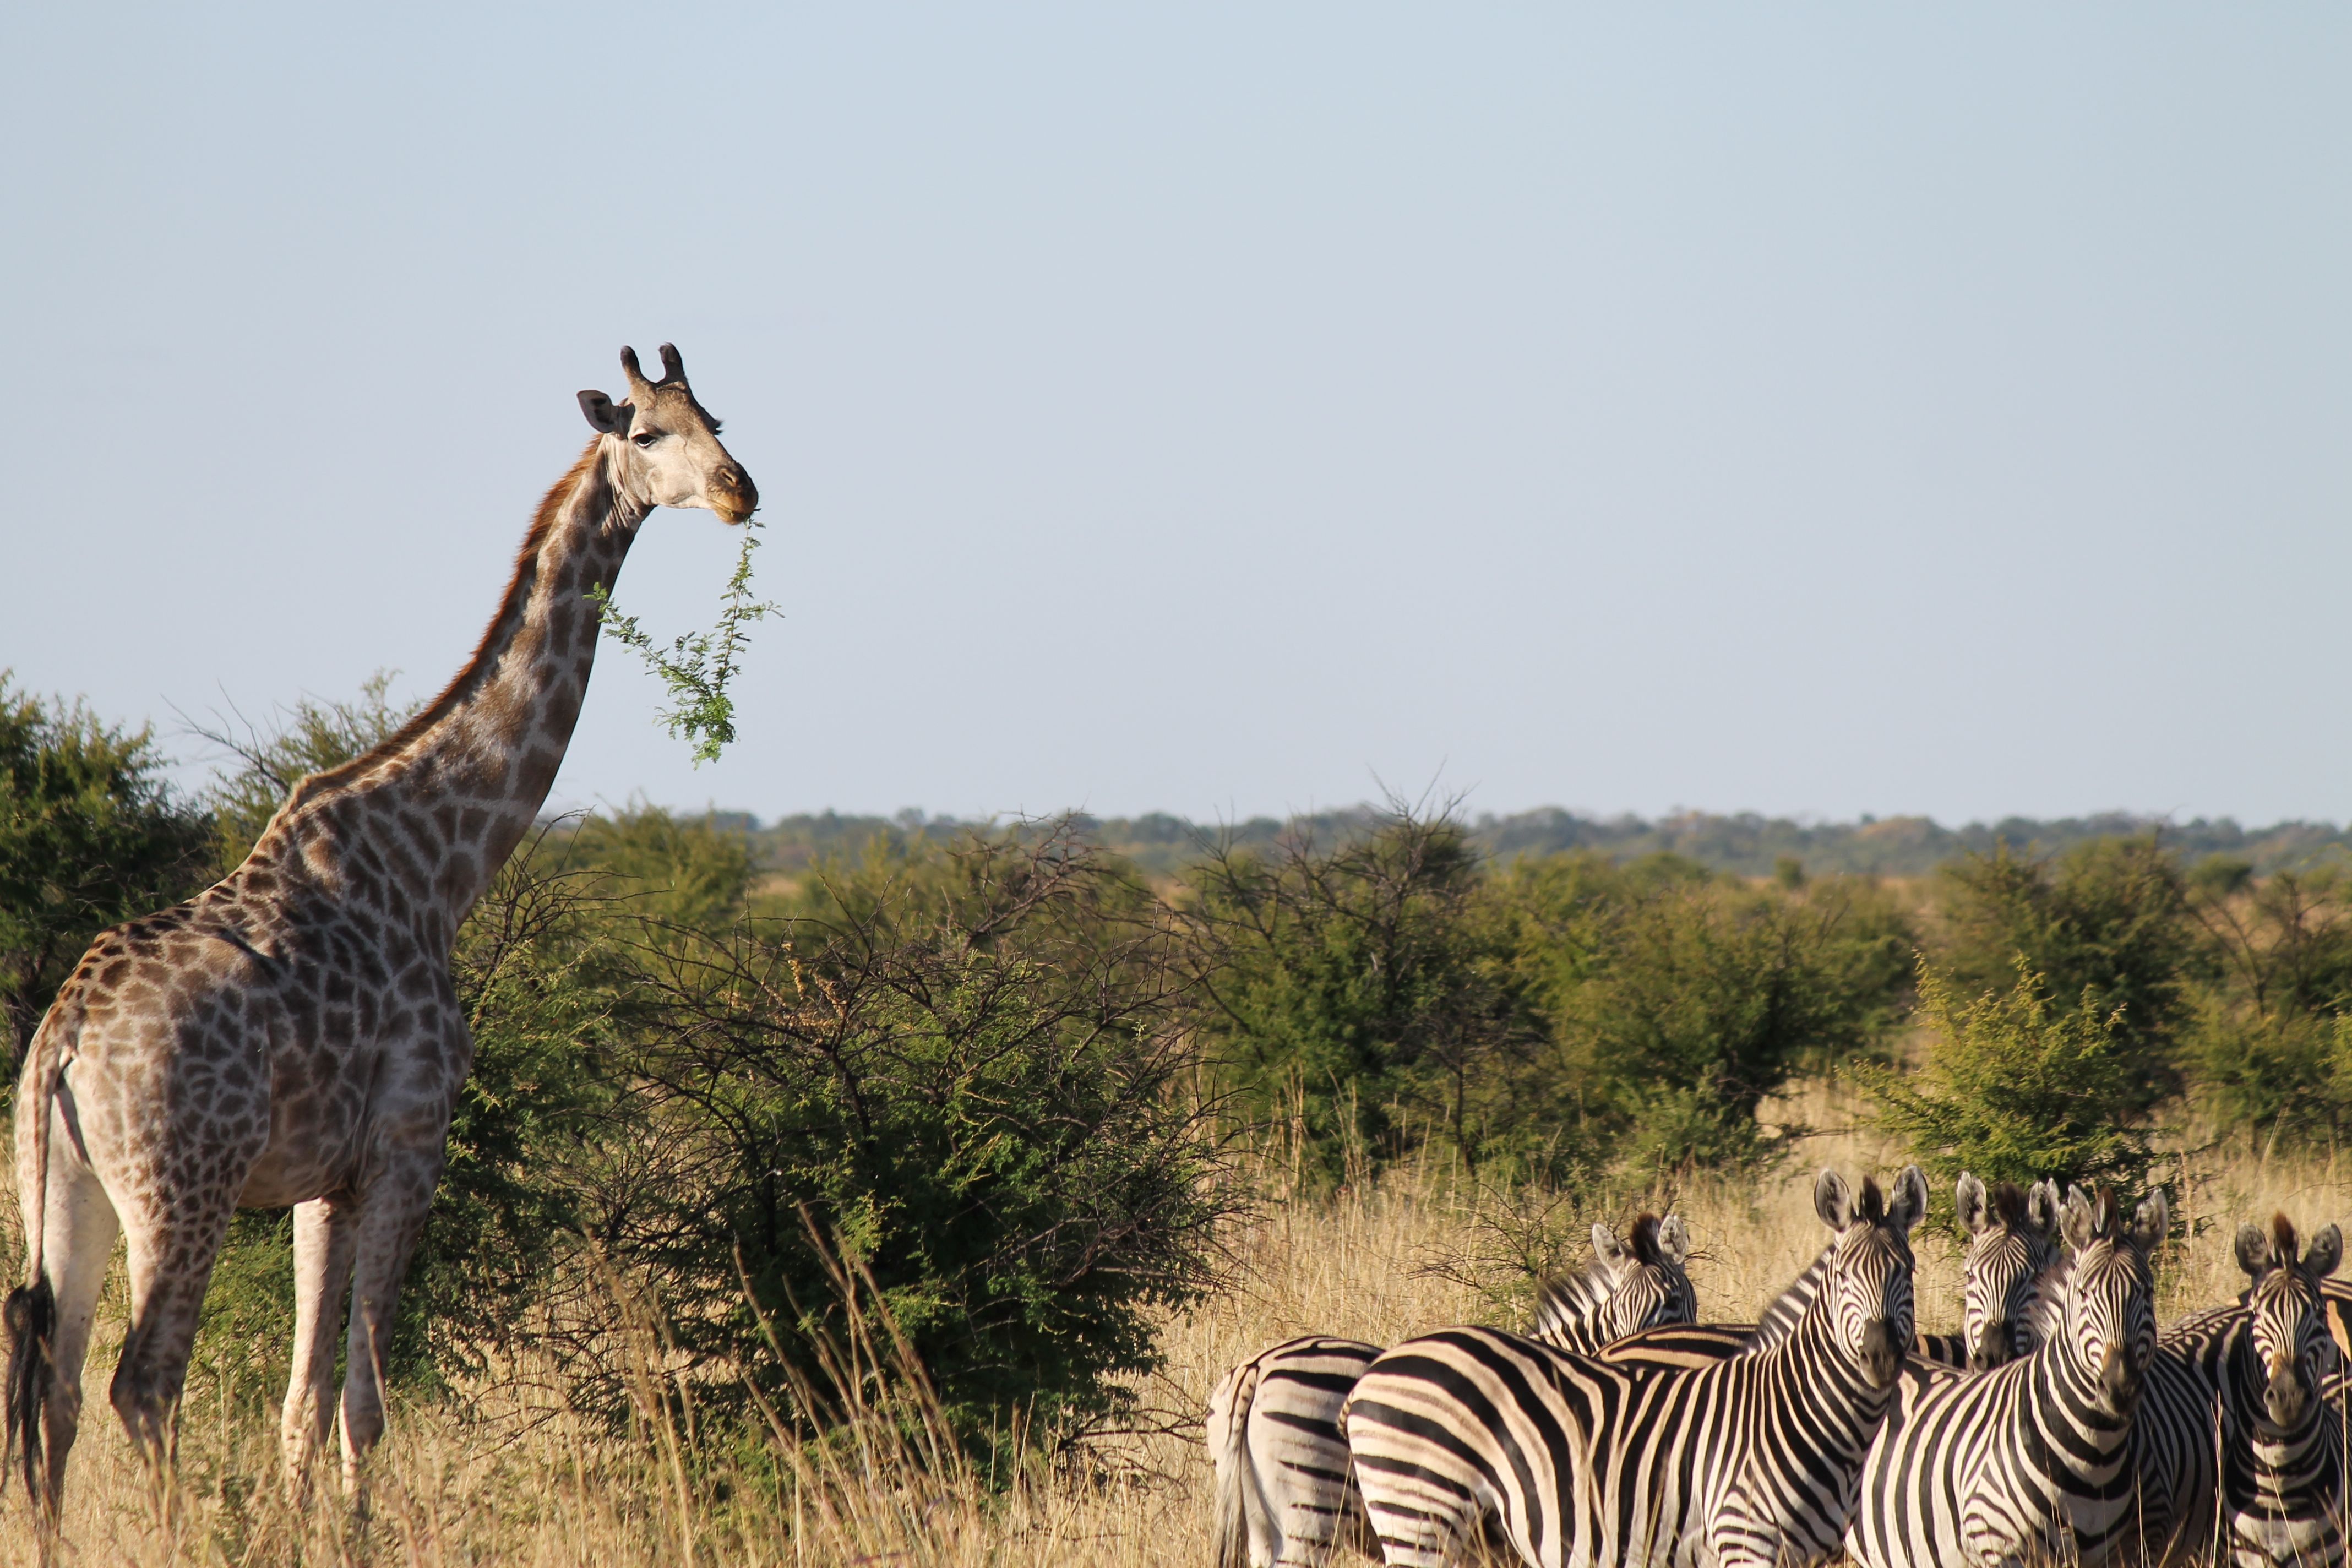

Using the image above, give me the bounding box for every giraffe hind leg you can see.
[109,1175,244,1480]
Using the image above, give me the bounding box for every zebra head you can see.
[2056,1185,2164,1419]
[1955,1172,2063,1370]
[1588,1213,1700,1340]
[1812,1165,1926,1390]
[2234,1213,2343,1434]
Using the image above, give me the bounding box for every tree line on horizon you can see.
[722,803,2352,883]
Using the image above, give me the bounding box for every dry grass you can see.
[9,1097,2352,1567]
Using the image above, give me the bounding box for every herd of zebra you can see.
[1206,1168,2350,1568]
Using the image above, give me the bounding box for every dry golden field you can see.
[8,1085,2350,1567]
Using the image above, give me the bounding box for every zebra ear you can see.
[2305,1224,2343,1282]
[1814,1169,1854,1231]
[1888,1166,1928,1238]
[1592,1222,1627,1272]
[1656,1214,1691,1266]
[2237,1223,2274,1279]
[2128,1191,2168,1253]
[2062,1189,2097,1254]
[2027,1180,2061,1239]
[1957,1172,1990,1235]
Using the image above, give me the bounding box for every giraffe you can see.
[4,345,757,1518]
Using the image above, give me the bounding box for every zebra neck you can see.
[1775,1304,1885,1412]
[2033,1336,2135,1443]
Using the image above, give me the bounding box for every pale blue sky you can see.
[6,5,2346,826]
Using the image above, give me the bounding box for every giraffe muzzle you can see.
[712,466,759,525]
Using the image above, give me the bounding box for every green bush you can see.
[583,825,1228,1451]
[0,675,214,1054]
[1934,837,2198,1115]
[1177,806,1550,1181]
[1862,961,2160,1192]
[2182,863,2352,1147]
[1538,869,1914,1174]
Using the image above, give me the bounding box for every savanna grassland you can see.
[7,1118,2351,1567]
[7,673,2352,1565]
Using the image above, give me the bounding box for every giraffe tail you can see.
[3,1278,53,1504]
[6,1008,67,1507]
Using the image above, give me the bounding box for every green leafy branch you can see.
[586,520,780,766]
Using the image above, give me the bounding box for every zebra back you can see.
[1344,1166,1925,1568]
[1201,1210,1700,1566]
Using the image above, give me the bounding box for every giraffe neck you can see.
[257,436,643,948]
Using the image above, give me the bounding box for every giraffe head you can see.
[578,344,759,523]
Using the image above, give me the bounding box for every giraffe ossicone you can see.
[5,345,758,1520]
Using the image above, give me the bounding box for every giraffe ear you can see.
[579,390,634,434]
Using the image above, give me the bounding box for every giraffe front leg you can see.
[336,1148,442,1494]
[281,1194,360,1499]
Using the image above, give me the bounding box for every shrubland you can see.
[5,672,2352,1563]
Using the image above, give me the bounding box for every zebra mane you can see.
[1990,1180,2029,1229]
[2273,1211,2300,1266]
[1854,1177,1886,1224]
[1626,1213,1665,1267]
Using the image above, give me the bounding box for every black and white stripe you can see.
[1206,1213,1695,1568]
[2219,1215,2344,1568]
[1341,1167,1924,1568]
[1846,1186,2164,1568]
[1755,1173,2060,1370]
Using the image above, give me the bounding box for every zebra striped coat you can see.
[1342,1167,1924,1568]
[1845,1186,2165,1568]
[1206,1213,1695,1568]
[1735,1173,2060,1371]
[2217,1216,2343,1568]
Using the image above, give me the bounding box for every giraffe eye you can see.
[632,432,660,448]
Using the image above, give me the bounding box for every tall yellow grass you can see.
[7,1090,2347,1567]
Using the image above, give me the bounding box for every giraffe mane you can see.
[284,440,606,811]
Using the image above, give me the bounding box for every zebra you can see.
[1206,1212,1695,1568]
[1341,1166,1924,1568]
[1916,1173,2062,1369]
[2011,1201,2350,1566]
[1648,1172,2057,1373]
[2217,1215,2343,1568]
[1845,1185,2166,1568]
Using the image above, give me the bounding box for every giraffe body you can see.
[6,345,755,1518]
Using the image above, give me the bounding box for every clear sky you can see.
[6,5,2346,827]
